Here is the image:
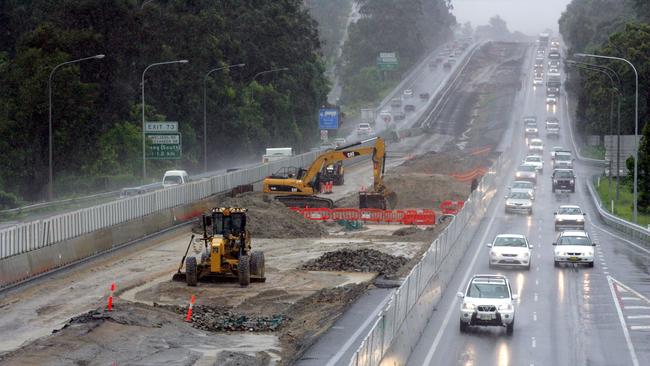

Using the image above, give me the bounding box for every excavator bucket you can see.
[359,190,397,210]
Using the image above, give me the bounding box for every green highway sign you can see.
[146,132,182,159]
[377,52,399,71]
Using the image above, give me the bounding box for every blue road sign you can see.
[319,108,339,129]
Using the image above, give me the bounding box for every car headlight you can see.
[490,251,497,257]
[516,172,522,177]
[498,304,513,311]
[587,251,594,256]
[462,302,476,310]
[557,218,564,221]
[523,252,530,257]
[553,180,559,184]
[577,218,584,222]
[570,179,575,184]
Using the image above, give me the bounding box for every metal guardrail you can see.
[0,151,321,260]
[348,152,503,366]
[586,176,650,244]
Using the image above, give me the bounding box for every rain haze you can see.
[452,0,573,35]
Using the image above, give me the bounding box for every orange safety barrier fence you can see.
[439,200,465,215]
[290,208,435,225]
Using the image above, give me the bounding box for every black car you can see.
[552,169,575,193]
[404,104,416,112]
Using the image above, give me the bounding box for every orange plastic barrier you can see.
[402,209,436,225]
[439,200,465,215]
[330,208,361,221]
[360,208,385,223]
[301,207,331,220]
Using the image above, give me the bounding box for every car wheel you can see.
[528,208,533,215]
[554,260,560,267]
[587,261,594,268]
[526,263,531,271]
[571,187,575,193]
[506,320,514,335]
[554,225,558,231]
[460,320,469,333]
[552,187,556,193]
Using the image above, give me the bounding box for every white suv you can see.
[487,234,533,269]
[553,230,596,267]
[458,274,518,334]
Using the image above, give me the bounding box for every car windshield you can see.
[518,165,536,172]
[555,171,573,178]
[512,182,532,189]
[556,154,571,161]
[509,192,530,199]
[526,122,537,127]
[163,176,183,185]
[559,207,582,215]
[494,237,527,247]
[468,282,510,299]
[526,156,541,162]
[557,235,591,246]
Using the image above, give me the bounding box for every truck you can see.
[360,108,377,126]
[262,147,293,163]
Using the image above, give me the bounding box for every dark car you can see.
[419,92,430,100]
[552,169,575,193]
[393,111,406,121]
[404,104,416,112]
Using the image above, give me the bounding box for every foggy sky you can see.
[452,0,573,36]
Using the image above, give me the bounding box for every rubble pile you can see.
[164,304,285,332]
[301,248,408,275]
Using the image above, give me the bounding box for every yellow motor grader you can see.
[172,207,265,287]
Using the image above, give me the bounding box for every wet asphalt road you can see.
[406,48,650,366]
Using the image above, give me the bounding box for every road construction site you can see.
[0,41,527,366]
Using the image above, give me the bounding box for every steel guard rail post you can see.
[348,153,503,366]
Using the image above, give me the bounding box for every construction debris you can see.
[301,248,409,275]
[161,304,285,332]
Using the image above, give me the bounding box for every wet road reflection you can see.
[496,340,509,366]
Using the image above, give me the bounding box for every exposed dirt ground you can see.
[0,42,527,366]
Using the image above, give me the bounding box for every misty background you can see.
[452,0,572,35]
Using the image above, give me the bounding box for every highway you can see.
[406,48,650,366]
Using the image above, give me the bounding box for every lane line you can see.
[325,292,393,365]
[627,315,650,319]
[533,312,537,321]
[630,325,650,331]
[624,306,650,310]
[531,337,536,348]
[622,297,642,301]
[534,293,538,302]
[421,211,499,365]
[611,277,650,303]
[607,276,640,366]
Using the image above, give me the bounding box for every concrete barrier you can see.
[0,191,226,289]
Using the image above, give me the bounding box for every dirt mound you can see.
[216,351,270,366]
[161,303,285,332]
[392,151,490,176]
[194,192,327,238]
[392,226,420,236]
[301,248,408,275]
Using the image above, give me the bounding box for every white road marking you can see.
[534,293,538,302]
[622,297,642,301]
[607,276,640,366]
[603,266,609,270]
[624,306,650,310]
[535,279,539,286]
[531,337,536,348]
[422,211,499,365]
[630,325,650,331]
[533,312,537,321]
[627,315,650,319]
[325,292,393,365]
[603,271,610,275]
[591,222,650,256]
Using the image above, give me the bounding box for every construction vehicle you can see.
[172,207,265,287]
[262,137,396,209]
[321,161,344,185]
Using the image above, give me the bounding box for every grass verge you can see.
[594,177,650,227]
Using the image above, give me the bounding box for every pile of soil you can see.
[195,192,327,238]
[215,351,270,366]
[301,248,409,275]
[279,284,367,365]
[161,303,285,332]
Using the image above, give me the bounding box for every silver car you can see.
[505,191,533,215]
[458,274,517,334]
[510,180,535,200]
[554,205,586,230]
[515,163,538,184]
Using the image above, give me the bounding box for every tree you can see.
[626,121,650,212]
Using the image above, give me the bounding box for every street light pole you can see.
[141,59,188,182]
[250,67,289,102]
[567,60,622,206]
[203,63,245,173]
[48,54,105,201]
[575,53,639,222]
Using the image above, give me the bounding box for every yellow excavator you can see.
[262,137,396,209]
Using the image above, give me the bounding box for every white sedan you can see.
[487,234,533,269]
[528,138,544,154]
[523,155,544,173]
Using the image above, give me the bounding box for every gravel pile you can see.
[195,192,327,238]
[163,304,285,332]
[300,248,409,275]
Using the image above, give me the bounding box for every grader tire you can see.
[238,255,251,287]
[186,256,198,287]
[250,251,266,279]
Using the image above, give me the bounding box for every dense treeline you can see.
[304,0,353,64]
[560,0,650,212]
[0,0,328,203]
[338,0,456,111]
